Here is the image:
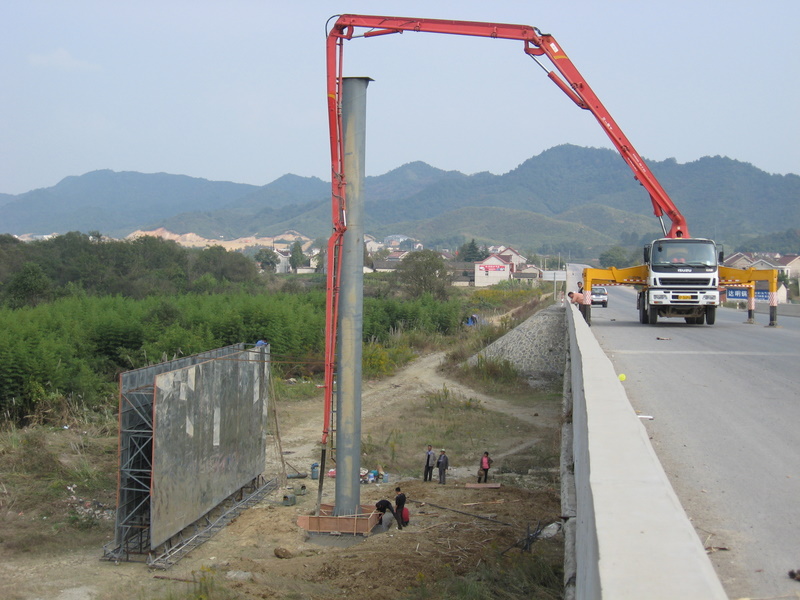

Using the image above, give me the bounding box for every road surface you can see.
[587,286,800,599]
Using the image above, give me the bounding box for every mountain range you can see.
[2,144,798,253]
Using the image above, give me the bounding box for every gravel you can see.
[467,304,567,388]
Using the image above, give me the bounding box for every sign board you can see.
[726,288,769,302]
[541,270,567,281]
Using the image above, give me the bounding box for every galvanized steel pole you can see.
[334,77,370,516]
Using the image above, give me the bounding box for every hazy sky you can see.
[2,1,798,195]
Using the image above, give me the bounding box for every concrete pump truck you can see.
[321,15,778,336]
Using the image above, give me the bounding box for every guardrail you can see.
[565,303,727,599]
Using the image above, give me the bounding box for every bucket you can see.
[298,484,307,496]
[382,473,389,483]
[311,463,319,480]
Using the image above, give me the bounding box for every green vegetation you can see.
[738,228,800,254]
[395,249,451,300]
[405,553,562,600]
[0,290,473,426]
[289,240,306,272]
[457,238,490,262]
[0,232,505,427]
[253,247,279,272]
[0,422,117,552]
[598,245,638,268]
[0,232,262,305]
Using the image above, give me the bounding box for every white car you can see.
[591,286,608,308]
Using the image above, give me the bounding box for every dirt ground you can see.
[0,351,564,600]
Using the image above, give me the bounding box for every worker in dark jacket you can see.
[394,487,408,526]
[423,444,436,482]
[375,499,403,530]
[437,449,449,484]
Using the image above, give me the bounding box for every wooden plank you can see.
[297,504,379,534]
[464,483,501,489]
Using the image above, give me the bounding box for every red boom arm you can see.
[320,14,688,445]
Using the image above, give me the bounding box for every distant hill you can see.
[0,170,259,238]
[1,145,799,251]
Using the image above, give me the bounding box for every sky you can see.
[1,0,799,196]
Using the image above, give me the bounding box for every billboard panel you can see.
[150,347,268,548]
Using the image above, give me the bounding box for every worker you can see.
[568,291,590,323]
[423,444,436,482]
[477,451,493,483]
[394,487,409,526]
[567,291,585,304]
[375,499,403,530]
[437,449,449,484]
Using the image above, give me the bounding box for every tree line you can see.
[0,232,262,307]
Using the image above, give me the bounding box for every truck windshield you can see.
[652,241,717,267]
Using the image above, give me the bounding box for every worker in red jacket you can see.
[478,452,493,483]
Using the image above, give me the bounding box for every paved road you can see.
[587,287,800,599]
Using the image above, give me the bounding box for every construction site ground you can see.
[0,351,564,600]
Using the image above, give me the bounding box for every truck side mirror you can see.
[718,246,724,263]
[643,245,651,264]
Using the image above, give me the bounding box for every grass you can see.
[404,552,562,600]
[0,421,118,554]
[148,567,240,600]
[360,382,553,478]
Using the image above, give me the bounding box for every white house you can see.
[274,249,292,274]
[474,254,514,287]
[364,234,384,254]
[777,254,800,278]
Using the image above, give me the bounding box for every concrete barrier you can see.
[755,303,800,317]
[566,304,727,599]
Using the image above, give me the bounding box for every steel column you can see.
[334,77,370,516]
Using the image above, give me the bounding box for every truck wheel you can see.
[705,306,716,325]
[602,302,607,308]
[648,306,658,325]
[639,296,648,324]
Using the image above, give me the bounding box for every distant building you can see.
[494,246,527,270]
[723,252,799,279]
[364,234,384,254]
[776,254,800,278]
[387,250,410,262]
[474,254,514,287]
[372,260,396,273]
[274,249,292,274]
